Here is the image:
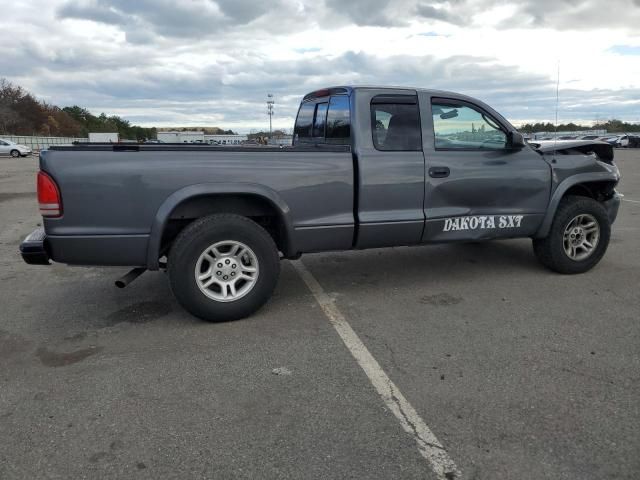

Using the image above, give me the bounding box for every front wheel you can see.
[168,214,280,322]
[533,195,611,274]
[10,150,20,158]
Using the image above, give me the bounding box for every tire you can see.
[168,214,280,322]
[10,150,20,158]
[532,195,611,274]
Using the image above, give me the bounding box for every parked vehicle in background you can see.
[599,136,622,147]
[628,135,640,148]
[20,85,622,322]
[617,135,629,147]
[580,135,600,140]
[0,139,32,157]
[558,135,579,140]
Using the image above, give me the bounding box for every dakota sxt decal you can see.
[443,215,524,232]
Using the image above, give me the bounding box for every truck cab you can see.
[294,86,553,248]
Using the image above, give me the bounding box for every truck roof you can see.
[303,85,481,102]
[302,85,512,130]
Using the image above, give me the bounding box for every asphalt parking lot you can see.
[1,150,639,480]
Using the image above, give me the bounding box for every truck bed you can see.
[48,143,350,152]
[40,143,354,267]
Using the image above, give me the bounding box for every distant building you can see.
[204,134,248,145]
[88,132,119,143]
[157,131,204,143]
[157,131,249,145]
[267,135,293,146]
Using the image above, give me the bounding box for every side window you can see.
[326,96,350,144]
[312,102,328,138]
[431,101,507,150]
[295,95,352,145]
[294,102,315,140]
[370,98,421,151]
[0,140,7,146]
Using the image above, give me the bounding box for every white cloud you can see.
[1,0,639,131]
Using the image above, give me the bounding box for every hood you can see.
[528,140,614,163]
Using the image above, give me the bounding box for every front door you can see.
[354,91,425,248]
[420,95,551,242]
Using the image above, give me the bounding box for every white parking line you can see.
[622,198,640,204]
[291,260,461,480]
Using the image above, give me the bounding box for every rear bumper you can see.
[20,230,149,267]
[20,228,50,265]
[605,192,622,225]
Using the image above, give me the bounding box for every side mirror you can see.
[509,131,526,149]
[440,109,459,120]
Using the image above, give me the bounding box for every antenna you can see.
[554,61,560,148]
[266,93,274,139]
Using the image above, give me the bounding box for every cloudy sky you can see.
[2,0,640,132]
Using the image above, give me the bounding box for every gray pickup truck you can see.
[20,86,621,321]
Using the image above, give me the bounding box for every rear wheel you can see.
[533,195,611,274]
[168,214,280,321]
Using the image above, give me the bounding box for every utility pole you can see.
[267,94,274,139]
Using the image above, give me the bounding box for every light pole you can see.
[267,94,274,139]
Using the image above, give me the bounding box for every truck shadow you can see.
[19,239,541,335]
[302,239,546,294]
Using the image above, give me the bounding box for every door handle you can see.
[428,166,450,178]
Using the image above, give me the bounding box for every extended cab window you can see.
[326,96,350,144]
[432,101,507,150]
[294,102,315,140]
[295,96,351,145]
[371,96,421,151]
[312,103,328,138]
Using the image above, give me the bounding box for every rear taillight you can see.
[37,171,62,217]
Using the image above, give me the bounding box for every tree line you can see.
[6,76,637,139]
[0,78,156,140]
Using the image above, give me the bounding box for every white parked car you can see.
[617,135,629,148]
[598,135,629,148]
[0,139,32,157]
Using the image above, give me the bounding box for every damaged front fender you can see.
[529,139,621,238]
[530,139,614,164]
[535,170,621,238]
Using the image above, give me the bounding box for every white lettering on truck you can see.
[442,215,523,232]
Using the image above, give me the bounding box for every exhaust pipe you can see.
[115,267,146,288]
